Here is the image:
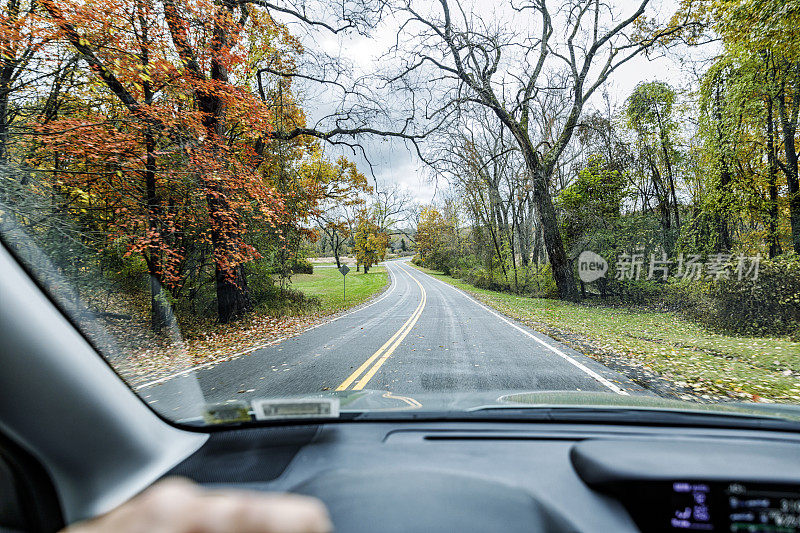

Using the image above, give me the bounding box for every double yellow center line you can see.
[336,267,427,391]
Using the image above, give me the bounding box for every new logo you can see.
[578,251,608,283]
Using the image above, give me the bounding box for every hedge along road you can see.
[140,259,647,419]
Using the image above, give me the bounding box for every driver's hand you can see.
[61,478,332,533]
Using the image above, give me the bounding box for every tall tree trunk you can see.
[784,148,800,254]
[486,175,510,280]
[504,120,578,300]
[766,95,783,258]
[475,131,560,294]
[143,127,172,331]
[777,72,800,254]
[656,110,681,231]
[484,205,509,282]
[642,141,673,254]
[161,0,251,323]
[139,3,172,332]
[199,3,251,323]
[333,233,341,269]
[650,161,673,254]
[518,197,535,269]
[532,166,578,301]
[713,82,732,251]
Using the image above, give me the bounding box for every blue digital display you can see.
[668,482,800,532]
[725,483,800,532]
[670,482,713,530]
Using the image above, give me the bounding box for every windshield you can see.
[1,0,799,426]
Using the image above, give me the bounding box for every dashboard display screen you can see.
[668,482,800,532]
[670,482,713,530]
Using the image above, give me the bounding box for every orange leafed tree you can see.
[1,0,59,166]
[36,0,297,326]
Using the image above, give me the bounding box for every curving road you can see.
[142,260,648,419]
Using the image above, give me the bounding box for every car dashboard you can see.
[163,420,800,533]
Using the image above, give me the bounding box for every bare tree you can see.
[373,183,413,234]
[402,201,423,244]
[428,110,519,283]
[251,0,438,161]
[383,0,692,300]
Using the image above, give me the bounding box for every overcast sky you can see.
[284,0,711,205]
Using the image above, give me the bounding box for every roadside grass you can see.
[411,265,800,403]
[290,265,388,315]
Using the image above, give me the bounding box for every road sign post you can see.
[338,265,350,304]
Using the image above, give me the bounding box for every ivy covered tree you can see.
[558,155,630,297]
[625,81,682,254]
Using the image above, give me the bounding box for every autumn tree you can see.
[37,0,293,326]
[683,0,800,255]
[714,0,800,254]
[354,211,387,274]
[694,52,787,257]
[0,0,51,167]
[307,150,372,268]
[415,205,456,273]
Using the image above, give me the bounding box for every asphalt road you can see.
[142,260,648,420]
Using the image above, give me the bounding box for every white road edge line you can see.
[135,262,401,390]
[402,262,629,396]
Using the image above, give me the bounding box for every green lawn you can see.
[411,265,800,403]
[290,265,388,315]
